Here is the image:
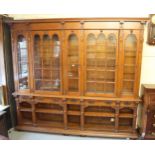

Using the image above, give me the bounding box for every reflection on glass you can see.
[123,34,137,93]
[34,34,61,91]
[68,34,79,92]
[17,35,28,90]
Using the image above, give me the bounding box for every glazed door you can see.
[84,30,119,97]
[120,30,141,97]
[64,30,82,95]
[31,31,62,94]
[13,32,30,92]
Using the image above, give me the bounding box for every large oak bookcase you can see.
[10,18,148,139]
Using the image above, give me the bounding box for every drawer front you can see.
[146,109,155,134]
[149,94,155,104]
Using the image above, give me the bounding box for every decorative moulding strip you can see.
[6,17,149,24]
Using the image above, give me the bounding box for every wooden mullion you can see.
[16,97,22,125]
[32,99,36,126]
[115,102,120,132]
[63,99,67,130]
[132,106,137,132]
[80,100,84,130]
[117,29,124,97]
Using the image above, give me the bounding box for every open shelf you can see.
[35,109,63,114]
[118,118,133,131]
[84,116,115,131]
[67,111,80,116]
[85,112,115,117]
[67,115,81,129]
[20,108,32,112]
[37,120,64,128]
[36,113,64,128]
[20,111,33,125]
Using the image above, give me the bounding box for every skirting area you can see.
[8,128,122,140]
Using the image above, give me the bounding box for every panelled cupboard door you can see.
[12,32,30,92]
[84,30,119,97]
[120,30,141,97]
[31,31,62,94]
[64,30,82,95]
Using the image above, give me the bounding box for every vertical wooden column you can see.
[80,21,84,96]
[31,97,36,126]
[80,99,84,130]
[117,24,124,97]
[15,96,22,125]
[115,101,120,132]
[63,98,67,130]
[132,104,138,132]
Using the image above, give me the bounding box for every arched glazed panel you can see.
[68,34,79,92]
[122,34,137,94]
[34,33,61,92]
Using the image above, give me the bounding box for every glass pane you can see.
[68,34,79,92]
[123,34,137,94]
[34,34,61,91]
[17,35,29,90]
[43,35,51,68]
[86,33,116,94]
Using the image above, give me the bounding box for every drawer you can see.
[146,109,155,133]
[149,94,155,104]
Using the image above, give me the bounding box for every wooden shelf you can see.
[35,79,60,82]
[123,79,135,82]
[87,81,115,84]
[68,77,79,80]
[87,68,115,72]
[36,120,64,128]
[119,114,133,118]
[67,123,81,129]
[34,68,60,70]
[124,64,136,67]
[118,126,133,132]
[20,108,32,112]
[67,111,80,115]
[35,109,63,114]
[22,119,33,125]
[85,124,115,131]
[85,112,115,117]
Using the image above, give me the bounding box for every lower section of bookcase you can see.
[15,125,138,139]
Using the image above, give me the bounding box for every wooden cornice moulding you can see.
[6,17,149,24]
